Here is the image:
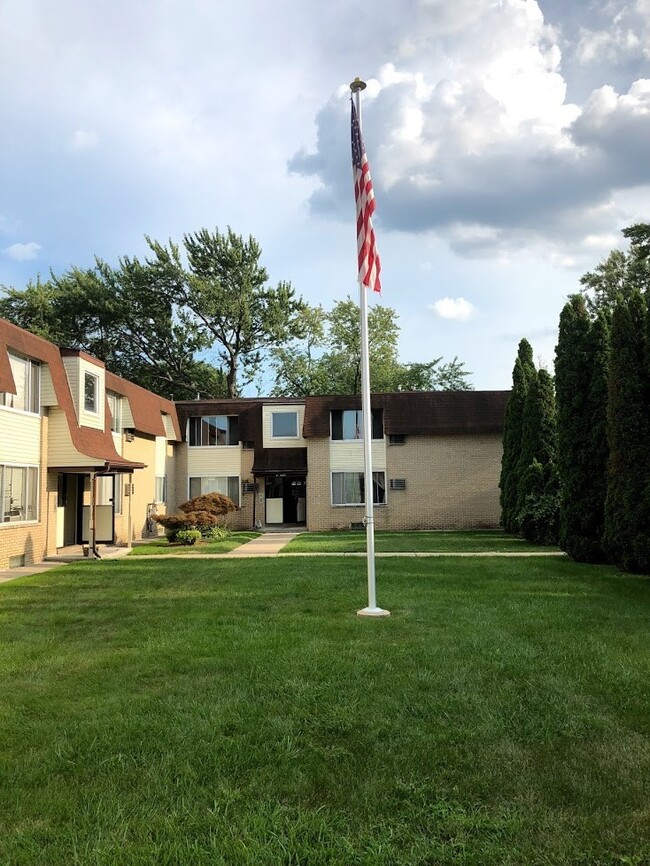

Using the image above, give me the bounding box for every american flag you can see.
[351,99,381,293]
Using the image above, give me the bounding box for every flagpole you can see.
[351,77,390,618]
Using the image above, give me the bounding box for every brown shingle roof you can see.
[105,371,181,440]
[303,391,510,437]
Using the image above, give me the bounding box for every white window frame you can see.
[271,410,299,439]
[331,471,387,507]
[187,416,239,447]
[188,475,240,507]
[330,409,383,442]
[0,353,40,415]
[84,371,99,414]
[155,475,167,504]
[0,464,39,526]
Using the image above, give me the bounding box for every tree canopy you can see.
[1,228,471,400]
[270,298,472,396]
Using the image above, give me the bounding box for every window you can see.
[107,391,121,433]
[0,353,40,414]
[272,411,298,438]
[189,476,240,507]
[155,476,167,503]
[331,409,383,441]
[84,371,99,413]
[188,415,239,446]
[331,471,386,506]
[1,465,38,523]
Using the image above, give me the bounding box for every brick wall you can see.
[305,432,503,531]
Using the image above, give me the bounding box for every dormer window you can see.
[84,371,99,413]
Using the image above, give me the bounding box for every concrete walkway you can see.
[221,532,301,557]
[0,545,130,583]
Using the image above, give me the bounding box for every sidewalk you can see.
[0,545,131,583]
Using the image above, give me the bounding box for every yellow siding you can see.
[0,408,41,465]
[46,408,95,467]
[262,404,306,449]
[162,413,177,440]
[186,445,242,476]
[40,366,57,406]
[122,398,135,429]
[329,439,386,471]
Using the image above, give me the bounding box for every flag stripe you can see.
[351,100,381,293]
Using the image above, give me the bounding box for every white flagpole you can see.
[351,77,390,618]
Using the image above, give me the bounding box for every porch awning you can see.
[48,459,146,473]
[252,448,307,476]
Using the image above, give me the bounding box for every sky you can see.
[1,0,649,391]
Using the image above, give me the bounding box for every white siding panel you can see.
[155,437,167,475]
[77,358,105,431]
[112,432,123,455]
[0,408,41,464]
[186,445,242,476]
[329,440,386,471]
[262,404,306,449]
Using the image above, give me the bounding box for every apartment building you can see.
[1,316,508,569]
[0,318,180,569]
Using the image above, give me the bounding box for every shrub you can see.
[154,492,237,541]
[206,525,231,540]
[176,529,202,546]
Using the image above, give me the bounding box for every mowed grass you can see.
[1,557,649,865]
[284,529,559,553]
[128,531,261,556]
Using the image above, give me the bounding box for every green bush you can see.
[176,529,202,546]
[205,525,231,540]
[154,492,237,541]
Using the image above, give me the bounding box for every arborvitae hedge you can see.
[499,339,536,532]
[516,368,559,543]
[555,296,609,562]
[604,291,650,573]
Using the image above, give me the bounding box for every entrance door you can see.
[265,475,307,526]
[56,473,79,548]
[81,475,115,544]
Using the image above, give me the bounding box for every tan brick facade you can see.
[304,433,503,531]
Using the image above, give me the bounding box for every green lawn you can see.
[283,529,560,553]
[128,531,261,555]
[1,556,649,864]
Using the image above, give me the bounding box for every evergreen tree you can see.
[499,339,536,532]
[515,367,559,544]
[604,291,650,572]
[555,296,609,561]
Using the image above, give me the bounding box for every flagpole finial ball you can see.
[350,77,367,93]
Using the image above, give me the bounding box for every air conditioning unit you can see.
[389,478,407,490]
[125,430,135,442]
[241,481,258,494]
[388,434,406,445]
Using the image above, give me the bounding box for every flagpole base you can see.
[357,607,390,617]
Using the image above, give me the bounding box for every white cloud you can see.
[2,242,42,261]
[430,297,475,321]
[69,129,99,151]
